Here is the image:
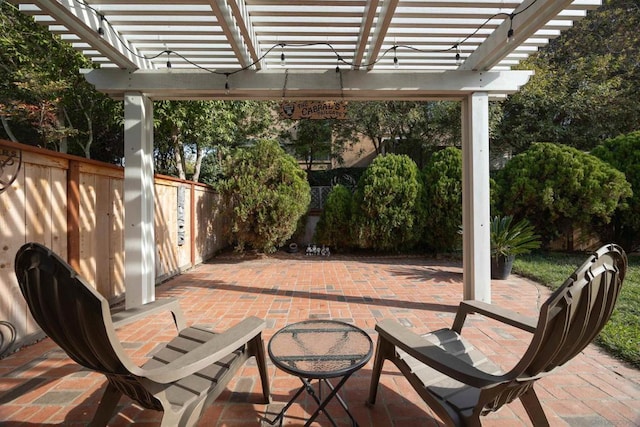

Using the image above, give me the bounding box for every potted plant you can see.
[490,215,541,279]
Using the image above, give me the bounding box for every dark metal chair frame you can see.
[15,242,270,427]
[367,243,627,426]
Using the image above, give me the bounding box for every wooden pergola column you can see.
[462,92,491,302]
[123,92,155,309]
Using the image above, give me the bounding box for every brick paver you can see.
[1,253,639,426]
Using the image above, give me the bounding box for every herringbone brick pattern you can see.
[1,253,639,426]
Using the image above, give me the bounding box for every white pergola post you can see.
[461,92,492,302]
[124,92,155,309]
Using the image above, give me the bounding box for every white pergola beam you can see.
[365,0,399,71]
[353,0,379,69]
[226,0,261,68]
[28,0,153,70]
[83,69,533,100]
[460,0,575,71]
[208,0,256,69]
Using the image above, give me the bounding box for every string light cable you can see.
[68,0,538,76]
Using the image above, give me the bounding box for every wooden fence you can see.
[0,139,229,355]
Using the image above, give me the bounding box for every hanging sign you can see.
[279,101,347,120]
[0,143,22,194]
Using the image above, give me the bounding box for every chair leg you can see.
[249,334,271,403]
[89,382,122,427]
[367,337,392,406]
[520,387,550,427]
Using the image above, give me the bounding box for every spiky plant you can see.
[490,215,541,259]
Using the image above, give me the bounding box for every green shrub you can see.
[314,184,353,250]
[496,142,631,245]
[219,139,310,253]
[592,131,640,249]
[422,147,462,251]
[352,154,425,251]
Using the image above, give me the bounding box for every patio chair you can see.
[14,242,270,427]
[367,243,626,426]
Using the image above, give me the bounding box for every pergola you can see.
[13,0,600,309]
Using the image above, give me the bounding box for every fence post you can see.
[67,160,81,271]
[190,182,195,266]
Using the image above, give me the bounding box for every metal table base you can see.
[266,320,372,427]
[267,373,357,427]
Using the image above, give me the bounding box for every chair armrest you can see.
[376,319,510,389]
[451,300,537,334]
[140,316,265,383]
[111,298,186,331]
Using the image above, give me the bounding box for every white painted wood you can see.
[82,69,533,100]
[18,0,599,71]
[461,92,491,303]
[226,0,261,68]
[28,0,153,70]
[123,93,155,309]
[209,0,255,69]
[365,0,399,71]
[460,0,575,71]
[353,0,379,69]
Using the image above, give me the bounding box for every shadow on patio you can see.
[1,254,639,426]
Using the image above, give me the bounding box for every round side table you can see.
[267,320,372,426]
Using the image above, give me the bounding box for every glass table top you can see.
[268,320,373,379]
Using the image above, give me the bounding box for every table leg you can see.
[323,377,359,426]
[266,375,359,427]
[302,378,339,427]
[264,382,307,426]
[305,373,357,427]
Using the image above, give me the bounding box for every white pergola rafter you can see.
[208,0,258,69]
[352,0,379,69]
[365,0,399,71]
[24,0,153,70]
[226,0,261,67]
[460,0,576,71]
[16,0,600,71]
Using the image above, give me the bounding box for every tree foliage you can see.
[352,154,425,251]
[314,184,353,251]
[422,147,463,251]
[280,119,336,170]
[592,130,640,248]
[341,101,461,168]
[219,139,310,253]
[154,100,276,181]
[493,0,640,153]
[495,143,632,246]
[0,3,122,161]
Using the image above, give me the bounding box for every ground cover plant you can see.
[514,251,640,368]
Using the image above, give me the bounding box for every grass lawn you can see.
[514,251,640,368]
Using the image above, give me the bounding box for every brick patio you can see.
[1,253,639,426]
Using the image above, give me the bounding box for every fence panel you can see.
[0,139,227,356]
